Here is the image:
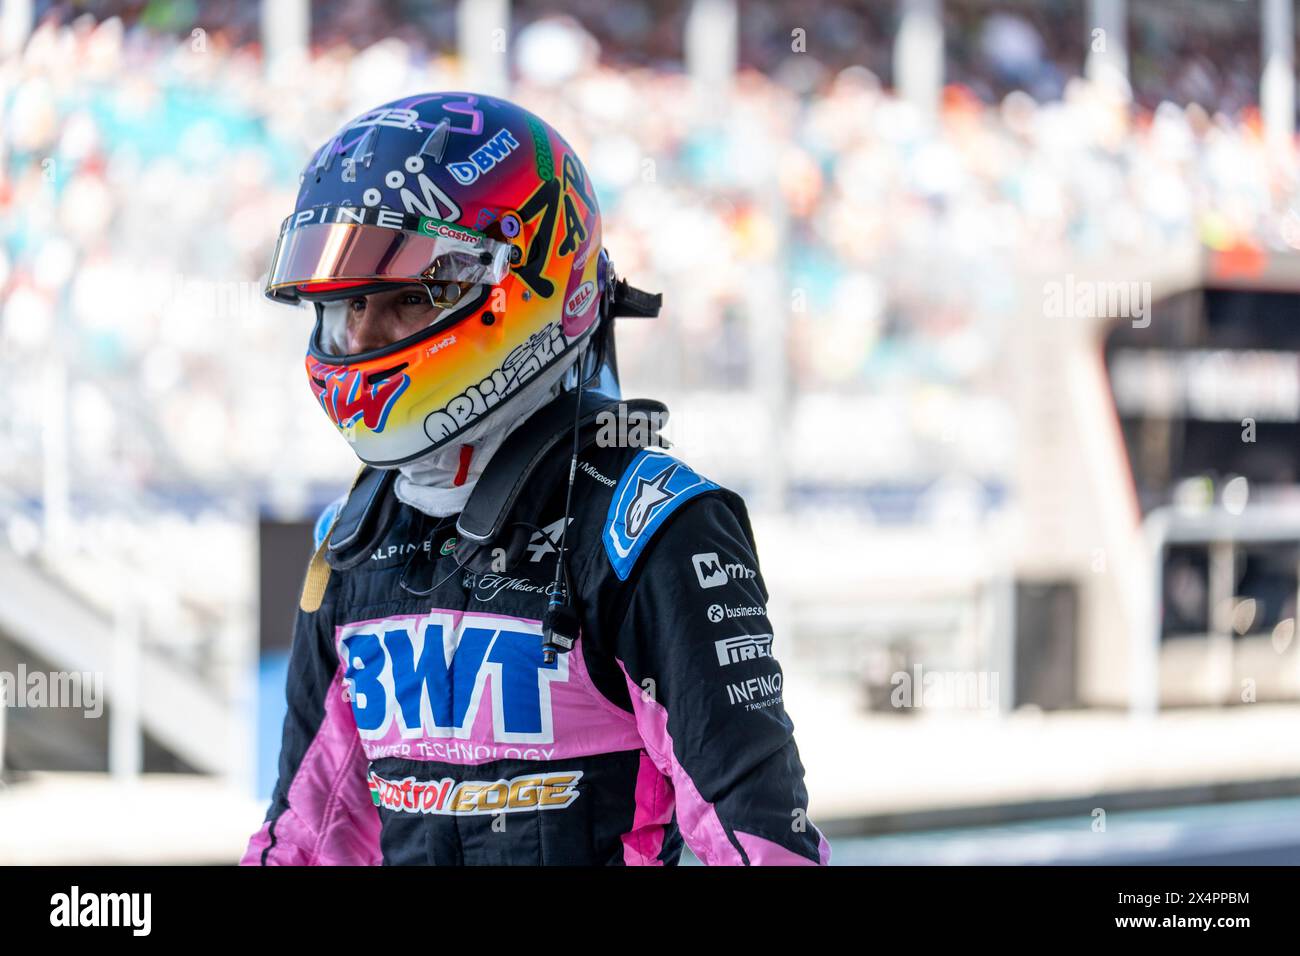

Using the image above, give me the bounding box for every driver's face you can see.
[343,285,441,354]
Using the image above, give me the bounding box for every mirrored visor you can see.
[265,209,511,303]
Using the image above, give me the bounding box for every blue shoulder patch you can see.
[604,448,719,581]
[312,495,347,551]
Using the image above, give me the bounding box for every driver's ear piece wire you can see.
[541,344,590,663]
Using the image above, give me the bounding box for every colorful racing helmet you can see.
[264,93,613,467]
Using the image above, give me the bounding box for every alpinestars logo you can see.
[527,517,572,562]
[691,552,758,589]
[626,465,678,537]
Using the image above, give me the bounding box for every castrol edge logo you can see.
[367,770,582,815]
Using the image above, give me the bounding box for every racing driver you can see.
[241,93,830,866]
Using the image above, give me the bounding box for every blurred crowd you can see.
[30,0,1268,109]
[2,1,1298,502]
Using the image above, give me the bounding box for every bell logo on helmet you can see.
[308,362,410,433]
[565,281,595,318]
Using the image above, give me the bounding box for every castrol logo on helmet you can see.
[565,281,595,318]
[419,217,482,245]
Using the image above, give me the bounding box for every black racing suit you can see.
[242,437,830,865]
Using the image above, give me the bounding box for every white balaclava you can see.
[392,352,581,518]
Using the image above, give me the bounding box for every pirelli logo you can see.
[714,634,774,666]
[367,770,582,815]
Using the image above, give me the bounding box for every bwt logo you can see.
[339,611,567,744]
[309,362,410,433]
[448,128,521,185]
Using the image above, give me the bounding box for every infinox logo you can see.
[367,770,582,815]
[565,281,595,318]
